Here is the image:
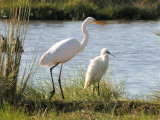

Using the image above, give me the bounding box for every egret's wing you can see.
[39,38,81,67]
[84,56,102,88]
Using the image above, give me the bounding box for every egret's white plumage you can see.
[39,17,105,100]
[84,48,114,90]
[39,17,105,67]
[40,38,81,67]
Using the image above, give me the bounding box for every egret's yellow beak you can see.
[95,20,105,26]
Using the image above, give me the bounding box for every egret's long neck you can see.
[102,54,109,62]
[80,22,89,52]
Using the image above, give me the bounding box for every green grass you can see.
[30,1,160,20]
[38,111,160,120]
[0,104,30,120]
[0,104,160,120]
[0,68,160,119]
[0,0,160,20]
[24,69,126,102]
[9,69,158,118]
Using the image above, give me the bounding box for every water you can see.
[0,20,160,97]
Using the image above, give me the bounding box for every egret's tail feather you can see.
[39,52,54,67]
[39,52,48,65]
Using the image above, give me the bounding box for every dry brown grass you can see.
[0,0,31,104]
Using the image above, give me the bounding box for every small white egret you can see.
[39,17,105,100]
[84,48,115,96]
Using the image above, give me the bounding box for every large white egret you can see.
[84,48,115,96]
[39,17,105,100]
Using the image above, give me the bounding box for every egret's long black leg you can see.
[98,82,100,96]
[49,63,59,101]
[58,64,64,99]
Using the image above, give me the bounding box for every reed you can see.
[0,0,31,104]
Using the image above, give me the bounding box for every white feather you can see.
[39,38,80,67]
[84,48,109,89]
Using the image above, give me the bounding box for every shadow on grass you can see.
[17,99,160,116]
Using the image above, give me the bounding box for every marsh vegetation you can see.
[0,0,160,119]
[0,0,31,104]
[1,0,160,20]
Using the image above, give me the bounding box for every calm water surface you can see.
[1,20,160,97]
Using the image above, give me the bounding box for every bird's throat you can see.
[80,23,89,52]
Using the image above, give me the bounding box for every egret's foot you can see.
[49,90,55,101]
[62,94,64,100]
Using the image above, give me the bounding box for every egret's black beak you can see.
[108,52,115,57]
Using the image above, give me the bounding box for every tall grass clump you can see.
[61,68,126,102]
[0,103,29,120]
[25,68,126,103]
[0,0,31,104]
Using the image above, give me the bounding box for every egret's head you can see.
[101,48,115,57]
[84,17,105,26]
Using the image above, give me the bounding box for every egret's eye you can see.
[106,51,110,54]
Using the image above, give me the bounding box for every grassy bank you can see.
[0,101,160,120]
[0,83,160,119]
[1,0,160,20]
[0,69,160,119]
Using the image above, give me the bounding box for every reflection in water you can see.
[0,20,159,97]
